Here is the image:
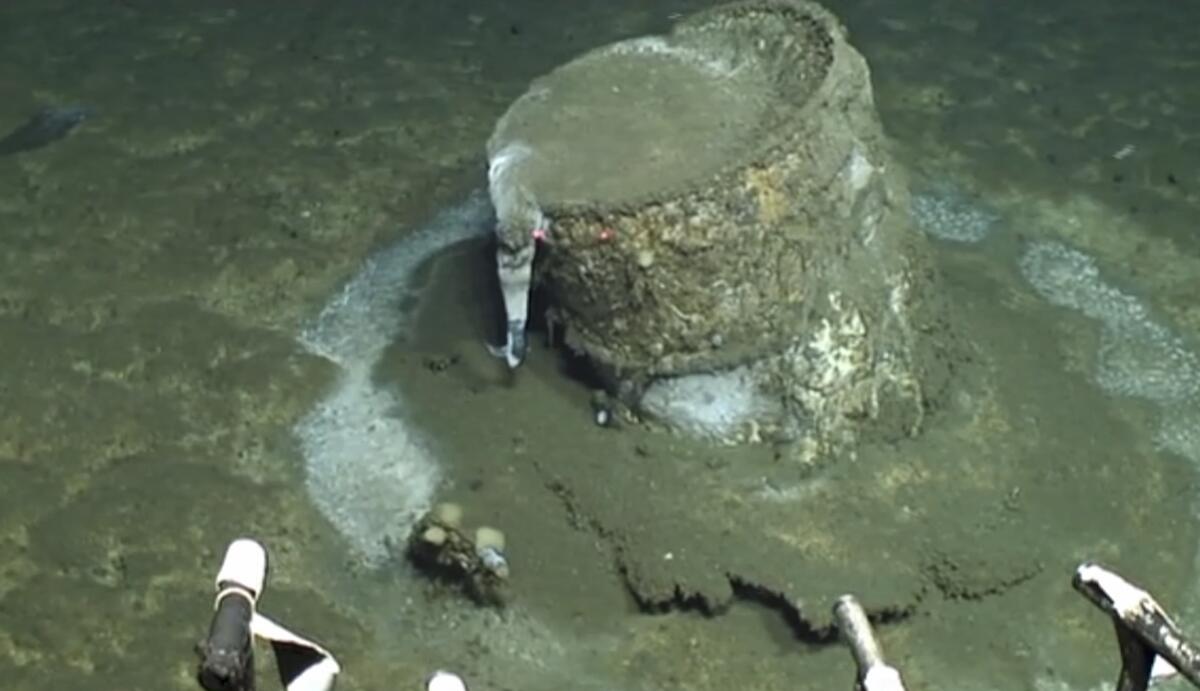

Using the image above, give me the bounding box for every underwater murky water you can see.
[1,1,1199,690]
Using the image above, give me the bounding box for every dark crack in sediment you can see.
[534,457,918,646]
[921,548,1045,602]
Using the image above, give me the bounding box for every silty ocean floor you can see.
[1,1,1199,690]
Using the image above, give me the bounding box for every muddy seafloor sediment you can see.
[1,0,1200,690]
[384,215,1195,690]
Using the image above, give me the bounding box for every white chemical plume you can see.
[294,191,493,562]
[1019,239,1200,464]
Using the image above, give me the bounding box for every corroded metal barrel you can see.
[488,0,958,455]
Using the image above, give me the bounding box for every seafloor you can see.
[1,1,1199,691]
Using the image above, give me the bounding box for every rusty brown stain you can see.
[745,165,788,225]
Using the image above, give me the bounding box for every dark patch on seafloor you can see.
[379,230,1196,646]
[0,105,92,156]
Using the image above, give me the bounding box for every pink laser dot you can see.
[531,227,548,241]
[598,227,614,242]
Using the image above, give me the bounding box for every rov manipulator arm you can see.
[195,539,475,691]
[195,539,340,691]
[833,595,908,691]
[834,564,1200,691]
[1074,562,1200,691]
